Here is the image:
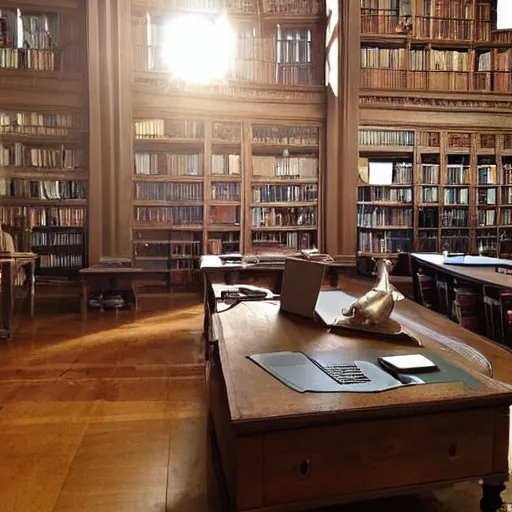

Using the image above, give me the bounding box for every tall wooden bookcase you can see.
[0,0,89,276]
[358,0,512,265]
[130,0,326,286]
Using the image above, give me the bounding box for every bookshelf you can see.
[0,0,88,276]
[360,0,512,94]
[249,124,321,253]
[357,128,512,260]
[132,118,322,285]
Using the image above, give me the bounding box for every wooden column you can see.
[325,0,360,264]
[87,0,133,264]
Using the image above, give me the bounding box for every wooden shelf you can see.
[208,225,242,231]
[0,197,86,206]
[210,200,241,206]
[210,175,241,182]
[252,177,318,184]
[358,226,413,230]
[133,200,204,207]
[133,174,204,182]
[134,138,204,150]
[251,143,319,155]
[251,201,317,208]
[0,133,82,144]
[358,145,415,153]
[0,169,88,180]
[357,183,412,188]
[132,223,203,231]
[251,226,317,232]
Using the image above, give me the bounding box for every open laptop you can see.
[279,258,353,326]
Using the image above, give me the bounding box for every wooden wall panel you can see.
[88,0,133,264]
[325,0,360,264]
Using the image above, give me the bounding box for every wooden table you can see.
[0,252,37,339]
[206,277,512,512]
[79,267,171,317]
[200,255,351,339]
[410,253,512,346]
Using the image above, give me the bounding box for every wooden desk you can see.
[410,253,512,346]
[207,278,512,512]
[200,255,350,339]
[0,252,37,339]
[79,267,171,317]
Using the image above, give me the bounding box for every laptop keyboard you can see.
[322,364,371,385]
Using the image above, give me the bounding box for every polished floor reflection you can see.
[0,293,510,511]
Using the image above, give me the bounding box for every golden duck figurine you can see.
[342,258,404,327]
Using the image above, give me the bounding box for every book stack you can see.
[452,288,479,331]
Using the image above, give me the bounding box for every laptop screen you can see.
[280,259,326,319]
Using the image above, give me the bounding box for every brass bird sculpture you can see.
[342,259,404,326]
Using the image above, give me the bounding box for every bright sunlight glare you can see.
[162,13,236,84]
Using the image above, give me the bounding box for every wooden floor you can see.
[0,292,511,512]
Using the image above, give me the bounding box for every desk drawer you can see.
[263,410,494,506]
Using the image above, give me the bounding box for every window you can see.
[497,0,512,30]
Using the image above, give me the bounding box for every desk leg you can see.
[81,280,88,319]
[480,480,506,512]
[1,262,14,338]
[29,261,35,318]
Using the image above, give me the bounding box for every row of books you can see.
[446,165,471,185]
[505,165,512,185]
[252,184,317,203]
[212,122,241,143]
[30,207,85,227]
[0,11,59,46]
[0,48,58,71]
[134,153,202,176]
[358,185,413,201]
[212,182,240,201]
[502,209,512,226]
[421,186,438,203]
[421,164,440,184]
[252,156,318,179]
[419,132,441,147]
[417,232,438,252]
[0,112,78,133]
[134,242,202,258]
[477,209,496,226]
[444,188,469,205]
[134,206,203,224]
[208,234,239,255]
[361,47,406,70]
[251,206,316,227]
[357,206,413,228]
[252,231,314,250]
[361,49,472,73]
[442,208,468,227]
[358,130,414,146]
[210,206,240,225]
[133,182,203,201]
[211,154,241,176]
[440,231,470,253]
[478,188,496,205]
[0,143,83,169]
[32,231,83,247]
[504,188,512,204]
[261,0,323,15]
[358,230,412,254]
[0,179,85,200]
[134,120,204,139]
[252,125,319,145]
[39,253,84,269]
[419,207,438,228]
[478,165,497,185]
